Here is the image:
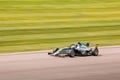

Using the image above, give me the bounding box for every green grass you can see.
[0,0,120,53]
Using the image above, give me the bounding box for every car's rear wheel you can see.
[93,48,99,56]
[69,49,75,57]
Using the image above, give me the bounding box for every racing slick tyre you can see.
[48,52,52,55]
[92,48,99,56]
[69,49,75,57]
[53,48,59,53]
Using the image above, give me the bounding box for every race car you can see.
[48,42,99,57]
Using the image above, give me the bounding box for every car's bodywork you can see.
[48,43,99,57]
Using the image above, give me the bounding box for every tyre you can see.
[93,48,99,56]
[69,49,75,57]
[48,52,53,55]
[53,48,59,53]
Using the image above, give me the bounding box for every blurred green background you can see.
[0,0,120,53]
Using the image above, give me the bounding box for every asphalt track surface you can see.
[0,46,120,80]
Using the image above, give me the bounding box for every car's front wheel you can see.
[69,49,75,57]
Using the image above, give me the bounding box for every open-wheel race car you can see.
[48,42,99,57]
